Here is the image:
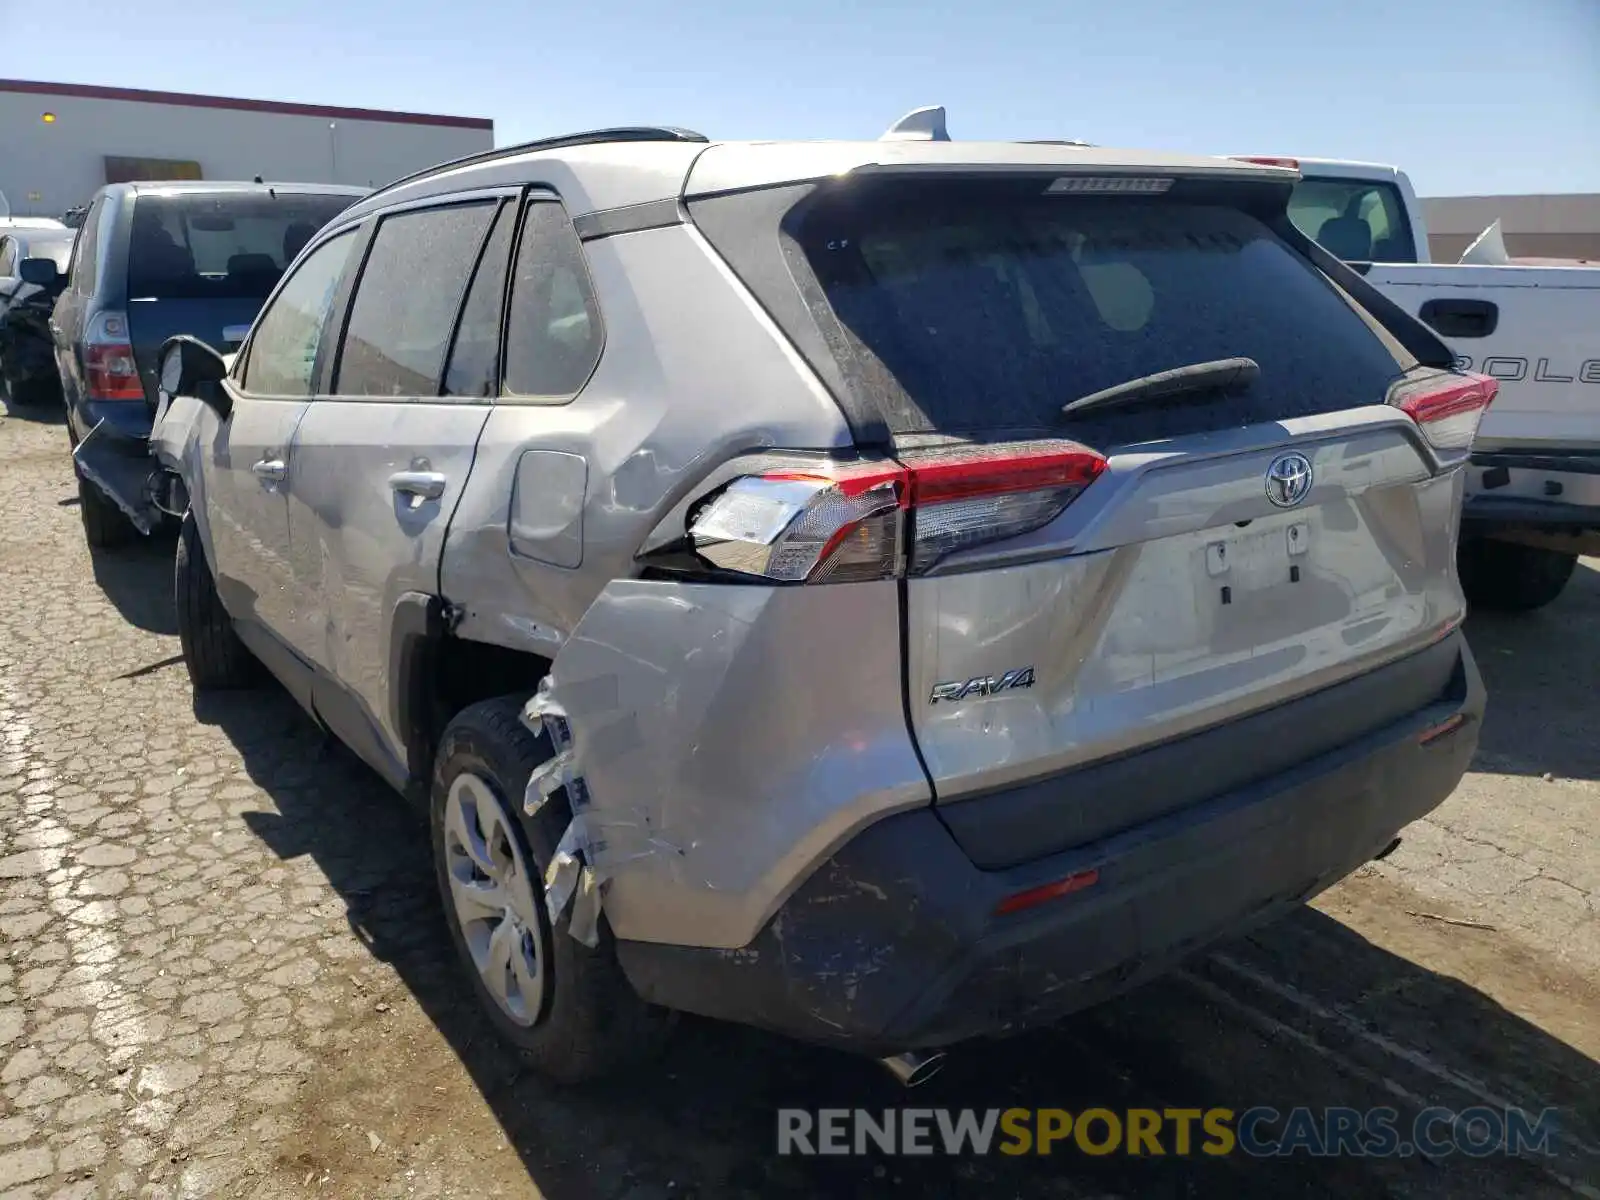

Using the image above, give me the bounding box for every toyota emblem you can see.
[1265,452,1314,509]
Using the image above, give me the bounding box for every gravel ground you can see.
[0,401,1595,1199]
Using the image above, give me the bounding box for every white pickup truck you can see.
[1235,156,1600,612]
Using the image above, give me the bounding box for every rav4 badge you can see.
[929,667,1036,704]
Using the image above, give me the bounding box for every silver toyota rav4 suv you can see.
[144,115,1491,1083]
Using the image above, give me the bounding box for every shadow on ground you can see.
[1465,557,1600,782]
[89,533,179,636]
[0,389,66,425]
[171,665,1600,1200]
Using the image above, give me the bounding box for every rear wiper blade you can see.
[1060,357,1260,418]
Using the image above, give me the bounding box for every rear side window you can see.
[1288,178,1416,264]
[242,230,357,396]
[793,182,1413,445]
[442,201,514,399]
[72,198,103,294]
[127,191,356,301]
[335,201,497,397]
[501,200,602,399]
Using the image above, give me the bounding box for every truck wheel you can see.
[431,697,669,1083]
[175,511,258,689]
[78,475,135,549]
[1458,538,1578,613]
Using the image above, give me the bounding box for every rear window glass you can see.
[797,184,1413,445]
[1288,177,1417,263]
[128,192,357,301]
[30,237,72,271]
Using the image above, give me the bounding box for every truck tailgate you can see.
[1367,263,1600,450]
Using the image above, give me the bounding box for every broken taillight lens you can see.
[1391,371,1498,452]
[686,442,1107,583]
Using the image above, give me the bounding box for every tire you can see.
[1,366,52,407]
[78,474,136,549]
[174,511,258,689]
[1458,538,1578,613]
[431,696,669,1083]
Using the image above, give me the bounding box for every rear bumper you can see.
[72,419,170,535]
[74,399,153,442]
[1465,451,1600,542]
[617,632,1482,1054]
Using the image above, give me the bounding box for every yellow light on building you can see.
[41,112,56,123]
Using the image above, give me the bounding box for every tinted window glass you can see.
[443,202,513,398]
[128,191,356,301]
[798,182,1412,444]
[502,201,602,398]
[1288,178,1417,263]
[73,199,102,294]
[242,230,357,396]
[336,202,496,397]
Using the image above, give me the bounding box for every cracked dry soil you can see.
[0,404,1596,1199]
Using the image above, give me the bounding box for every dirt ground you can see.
[0,400,1595,1200]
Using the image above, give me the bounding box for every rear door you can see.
[123,190,358,404]
[52,195,104,429]
[778,176,1474,865]
[285,195,512,775]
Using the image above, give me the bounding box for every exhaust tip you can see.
[879,1050,947,1088]
[1372,837,1402,862]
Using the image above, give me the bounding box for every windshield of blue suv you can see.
[127,192,357,301]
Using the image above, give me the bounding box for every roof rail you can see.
[368,125,710,200]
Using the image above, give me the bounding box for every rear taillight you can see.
[686,442,1106,583]
[84,311,143,401]
[1391,371,1498,452]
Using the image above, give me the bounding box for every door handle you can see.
[388,470,448,502]
[1419,297,1499,339]
[252,459,287,484]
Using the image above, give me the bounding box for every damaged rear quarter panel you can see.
[542,577,932,950]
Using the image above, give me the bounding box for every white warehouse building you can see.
[0,78,494,218]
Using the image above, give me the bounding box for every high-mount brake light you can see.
[687,443,1107,583]
[1045,176,1173,195]
[1392,372,1498,452]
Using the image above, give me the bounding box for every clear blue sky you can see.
[4,0,1597,196]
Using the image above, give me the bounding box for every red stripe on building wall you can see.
[0,78,493,131]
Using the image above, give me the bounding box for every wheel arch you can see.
[388,593,554,807]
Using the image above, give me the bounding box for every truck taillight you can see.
[84,311,143,401]
[1392,372,1498,452]
[686,443,1106,583]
